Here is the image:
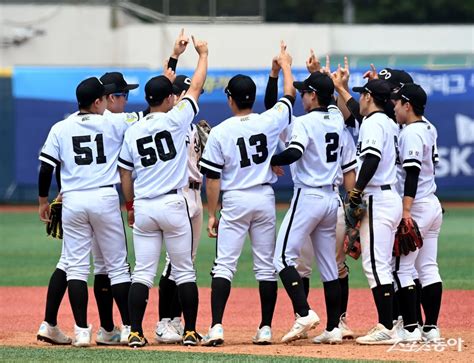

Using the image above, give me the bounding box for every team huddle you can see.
[36,30,443,348]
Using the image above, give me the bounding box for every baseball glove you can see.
[46,199,63,240]
[196,119,211,150]
[344,188,367,228]
[344,223,361,260]
[393,217,423,257]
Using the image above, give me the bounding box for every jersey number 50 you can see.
[137,131,177,167]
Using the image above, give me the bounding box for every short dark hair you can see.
[370,94,387,109]
[229,95,254,110]
[147,97,166,107]
[317,94,331,107]
[401,99,424,116]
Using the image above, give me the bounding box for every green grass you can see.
[0,346,382,362]
[0,207,472,289]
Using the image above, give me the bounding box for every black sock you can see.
[93,274,114,331]
[158,275,176,320]
[421,282,442,328]
[323,280,341,330]
[211,277,231,326]
[279,267,309,317]
[302,277,310,298]
[44,268,67,326]
[399,285,417,331]
[414,279,424,325]
[171,289,182,319]
[128,283,149,334]
[339,275,349,315]
[258,281,277,328]
[392,289,401,320]
[178,282,199,332]
[112,281,131,326]
[68,279,88,328]
[371,284,394,329]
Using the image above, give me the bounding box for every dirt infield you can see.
[0,287,472,362]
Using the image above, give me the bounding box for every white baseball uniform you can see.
[39,111,139,285]
[274,105,344,283]
[118,96,198,288]
[393,119,442,289]
[296,126,358,280]
[356,111,402,289]
[199,97,293,282]
[162,123,204,280]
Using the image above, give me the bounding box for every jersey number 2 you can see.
[72,134,107,165]
[325,133,339,163]
[236,134,268,168]
[137,131,177,167]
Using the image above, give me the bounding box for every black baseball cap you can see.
[391,83,427,110]
[378,68,413,90]
[224,74,256,103]
[100,72,138,92]
[352,79,391,101]
[293,72,334,97]
[145,75,173,104]
[173,75,204,95]
[76,77,117,107]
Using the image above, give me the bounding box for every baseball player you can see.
[343,79,402,345]
[117,35,208,348]
[392,83,443,342]
[199,45,295,347]
[155,74,206,344]
[38,77,138,347]
[272,71,345,344]
[264,54,356,341]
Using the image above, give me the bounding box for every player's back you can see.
[289,106,344,188]
[40,112,131,193]
[201,97,292,191]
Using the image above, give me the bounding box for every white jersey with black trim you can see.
[186,123,203,183]
[356,111,399,187]
[287,105,345,188]
[335,127,357,186]
[39,111,139,193]
[396,119,438,199]
[200,97,292,191]
[118,96,198,199]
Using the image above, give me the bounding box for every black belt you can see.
[189,182,201,190]
[262,183,271,186]
[381,185,391,190]
[165,189,177,195]
[100,185,113,188]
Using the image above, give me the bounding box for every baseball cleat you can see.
[312,327,343,344]
[155,318,182,344]
[96,326,121,345]
[128,331,148,348]
[356,323,399,345]
[170,317,184,336]
[338,313,355,339]
[201,324,224,347]
[182,330,201,346]
[120,325,131,345]
[37,321,72,345]
[73,324,92,347]
[252,325,272,345]
[281,310,320,343]
[422,325,441,342]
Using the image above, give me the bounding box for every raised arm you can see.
[186,35,208,102]
[277,41,296,99]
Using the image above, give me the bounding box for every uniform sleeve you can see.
[287,118,308,155]
[261,97,293,132]
[168,95,199,131]
[39,126,61,167]
[117,133,134,171]
[341,128,357,173]
[358,120,384,159]
[400,130,423,170]
[199,129,224,174]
